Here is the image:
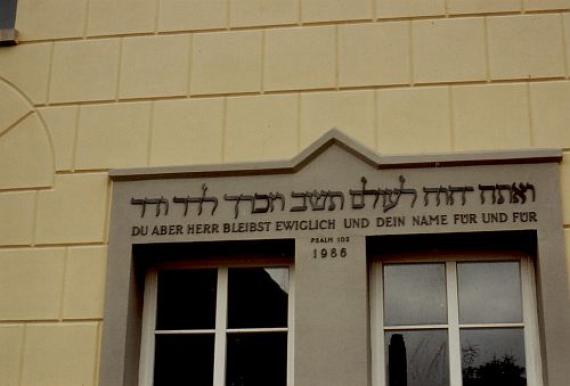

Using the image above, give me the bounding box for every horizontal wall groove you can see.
[0,186,51,194]
[28,77,570,109]
[13,9,570,45]
[0,319,101,325]
[55,170,110,175]
[0,242,107,250]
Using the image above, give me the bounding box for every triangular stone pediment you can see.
[110,128,560,181]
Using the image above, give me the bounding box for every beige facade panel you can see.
[225,94,298,162]
[0,191,35,246]
[447,0,521,14]
[412,18,487,83]
[75,102,152,170]
[338,22,410,87]
[0,42,51,104]
[564,13,570,76]
[0,81,31,136]
[119,35,190,99]
[191,31,262,95]
[524,0,570,11]
[63,246,107,320]
[487,14,566,80]
[0,325,23,386]
[15,0,87,41]
[0,248,65,320]
[530,81,570,148]
[229,0,298,28]
[50,39,120,104]
[151,98,224,166]
[376,87,452,154]
[158,0,227,32]
[21,323,98,386]
[300,90,375,149]
[566,230,570,295]
[38,106,78,172]
[301,0,372,23]
[376,0,445,18]
[452,83,531,151]
[87,0,156,36]
[0,113,53,190]
[35,173,108,244]
[264,26,336,91]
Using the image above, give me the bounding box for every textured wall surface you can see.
[1,1,570,385]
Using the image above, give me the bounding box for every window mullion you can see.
[287,267,295,386]
[446,261,462,386]
[371,262,385,386]
[213,267,228,386]
[521,257,543,386]
[138,269,158,386]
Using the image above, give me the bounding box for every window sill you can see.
[0,29,17,46]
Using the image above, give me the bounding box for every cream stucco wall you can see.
[1,1,570,385]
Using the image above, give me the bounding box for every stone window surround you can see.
[100,130,570,386]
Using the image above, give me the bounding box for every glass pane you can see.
[226,332,287,386]
[228,268,288,328]
[383,264,447,326]
[458,262,522,324]
[156,269,217,330]
[385,330,449,386]
[461,328,526,386]
[154,334,214,386]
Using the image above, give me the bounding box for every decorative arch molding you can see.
[0,78,54,190]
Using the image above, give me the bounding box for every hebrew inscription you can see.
[130,176,537,219]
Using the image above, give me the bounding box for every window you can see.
[0,0,17,45]
[370,254,542,386]
[138,264,294,386]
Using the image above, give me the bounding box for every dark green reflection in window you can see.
[154,334,214,386]
[461,328,526,386]
[228,268,288,328]
[385,330,449,386]
[156,269,217,330]
[226,332,287,386]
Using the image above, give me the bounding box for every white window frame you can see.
[138,262,295,386]
[370,252,543,386]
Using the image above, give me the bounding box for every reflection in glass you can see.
[385,330,449,386]
[458,262,522,324]
[384,264,447,326]
[461,328,526,386]
[156,269,217,330]
[228,268,288,328]
[389,334,407,386]
[154,334,214,386]
[226,332,287,386]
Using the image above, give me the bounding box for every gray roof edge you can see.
[109,128,563,181]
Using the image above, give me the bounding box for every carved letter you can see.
[290,192,308,212]
[327,191,345,211]
[224,194,244,219]
[173,184,218,216]
[478,184,497,204]
[511,183,536,204]
[130,197,169,217]
[447,186,475,206]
